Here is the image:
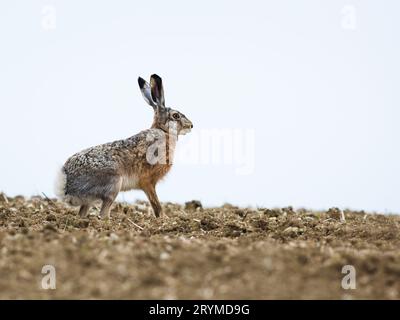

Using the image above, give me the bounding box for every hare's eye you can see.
[172,113,180,120]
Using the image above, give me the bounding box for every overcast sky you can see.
[0,0,399,212]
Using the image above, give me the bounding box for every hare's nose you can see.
[190,124,193,129]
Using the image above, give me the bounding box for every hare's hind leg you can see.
[99,197,115,219]
[99,177,122,219]
[79,204,90,217]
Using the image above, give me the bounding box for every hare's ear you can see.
[150,74,165,108]
[138,77,156,108]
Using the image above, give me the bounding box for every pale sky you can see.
[0,0,399,213]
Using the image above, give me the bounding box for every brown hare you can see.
[55,74,193,218]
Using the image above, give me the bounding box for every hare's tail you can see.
[54,167,67,199]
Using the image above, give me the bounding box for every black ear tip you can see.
[151,74,162,82]
[138,77,145,88]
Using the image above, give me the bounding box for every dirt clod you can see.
[328,207,345,221]
[46,213,57,222]
[184,200,202,211]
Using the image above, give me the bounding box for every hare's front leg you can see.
[143,184,163,218]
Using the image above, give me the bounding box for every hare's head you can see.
[138,74,193,135]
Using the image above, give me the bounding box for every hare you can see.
[55,74,193,218]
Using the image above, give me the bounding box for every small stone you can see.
[327,207,345,222]
[46,213,57,222]
[200,217,218,231]
[185,200,203,211]
[283,226,299,236]
[160,252,170,260]
[235,209,246,217]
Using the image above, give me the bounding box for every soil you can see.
[0,193,400,299]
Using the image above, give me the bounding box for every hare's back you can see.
[64,143,120,175]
